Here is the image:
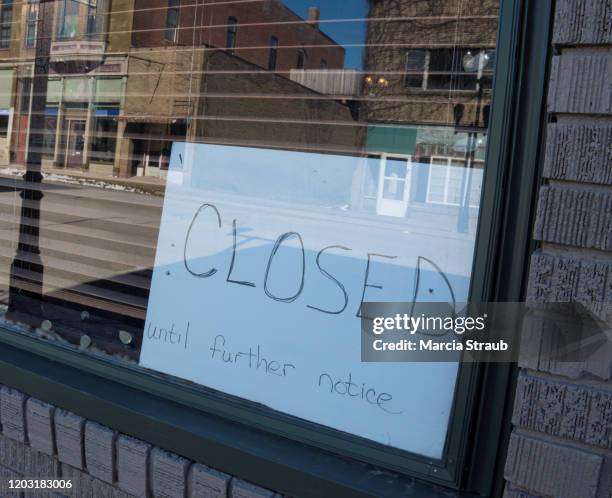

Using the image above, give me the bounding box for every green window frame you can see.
[0,0,553,496]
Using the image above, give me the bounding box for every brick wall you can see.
[504,1,612,498]
[0,385,285,498]
[130,0,344,72]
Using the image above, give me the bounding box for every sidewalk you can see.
[0,164,167,196]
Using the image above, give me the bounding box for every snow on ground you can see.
[0,167,151,195]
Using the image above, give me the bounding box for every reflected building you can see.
[119,0,362,178]
[0,0,128,172]
[0,0,363,178]
[357,0,498,219]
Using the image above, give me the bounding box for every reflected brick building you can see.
[0,0,358,178]
[355,0,499,219]
[132,0,345,71]
[362,0,498,129]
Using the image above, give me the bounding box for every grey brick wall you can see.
[504,0,612,497]
[0,386,284,498]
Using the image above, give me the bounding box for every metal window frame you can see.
[0,0,552,496]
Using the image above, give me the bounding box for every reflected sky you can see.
[282,0,368,69]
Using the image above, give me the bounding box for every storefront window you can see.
[42,108,58,158]
[0,0,503,478]
[90,110,118,163]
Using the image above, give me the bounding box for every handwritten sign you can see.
[140,143,479,459]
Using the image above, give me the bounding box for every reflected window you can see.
[0,113,8,137]
[0,0,13,49]
[165,0,180,42]
[42,108,58,158]
[58,0,79,39]
[426,157,483,207]
[268,36,278,70]
[296,48,305,69]
[227,16,237,54]
[91,112,118,163]
[86,0,98,37]
[405,48,494,91]
[25,0,39,48]
[405,50,427,89]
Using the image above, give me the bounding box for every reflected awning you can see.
[366,124,417,155]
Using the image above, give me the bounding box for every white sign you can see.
[140,143,479,459]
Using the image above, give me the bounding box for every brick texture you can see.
[505,432,603,498]
[534,185,612,250]
[63,464,135,498]
[188,463,231,498]
[0,385,279,498]
[116,435,151,498]
[150,447,190,498]
[548,53,612,115]
[26,398,56,456]
[0,434,60,477]
[0,386,28,443]
[54,410,85,470]
[526,251,612,320]
[503,485,543,498]
[553,0,612,45]
[518,308,611,380]
[229,479,276,498]
[84,421,116,484]
[543,123,612,185]
[513,372,612,448]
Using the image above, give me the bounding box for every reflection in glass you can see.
[0,0,501,459]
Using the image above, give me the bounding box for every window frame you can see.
[0,0,553,495]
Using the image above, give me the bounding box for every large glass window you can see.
[0,0,503,481]
[90,110,118,162]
